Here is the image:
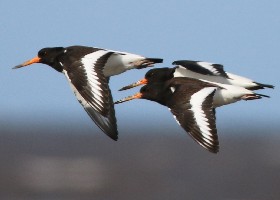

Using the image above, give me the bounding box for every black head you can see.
[139,83,169,105]
[37,47,64,66]
[115,82,169,105]
[145,67,175,83]
[13,47,65,72]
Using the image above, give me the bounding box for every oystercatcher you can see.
[116,77,268,153]
[173,60,274,90]
[13,45,163,140]
[119,67,269,107]
[119,60,274,91]
[116,77,219,153]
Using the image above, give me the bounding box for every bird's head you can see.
[115,83,167,105]
[118,67,175,91]
[13,47,64,70]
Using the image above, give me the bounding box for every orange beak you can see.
[13,56,41,69]
[119,78,148,91]
[114,92,143,104]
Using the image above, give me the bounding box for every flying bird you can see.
[13,45,163,140]
[119,68,269,107]
[116,77,269,153]
[119,60,274,91]
[116,78,219,153]
[172,60,274,90]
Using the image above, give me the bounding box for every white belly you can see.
[212,84,254,107]
[226,72,256,88]
[213,89,239,107]
[103,53,144,77]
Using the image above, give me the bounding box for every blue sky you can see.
[1,0,279,136]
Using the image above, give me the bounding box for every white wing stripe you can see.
[81,50,109,71]
[92,88,103,104]
[64,70,106,120]
[198,62,219,74]
[91,71,98,76]
[190,87,216,139]
[90,86,103,97]
[81,50,109,105]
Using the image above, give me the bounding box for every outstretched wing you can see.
[63,50,118,140]
[173,60,229,78]
[169,86,219,153]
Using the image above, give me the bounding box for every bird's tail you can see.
[249,82,275,90]
[145,58,163,64]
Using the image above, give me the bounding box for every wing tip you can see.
[109,134,118,141]
[197,139,219,154]
[251,82,275,90]
[207,146,219,154]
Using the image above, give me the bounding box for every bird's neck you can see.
[49,61,64,72]
[46,54,64,72]
[145,94,168,107]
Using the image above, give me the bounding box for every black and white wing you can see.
[169,86,219,153]
[173,60,229,78]
[63,50,118,140]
